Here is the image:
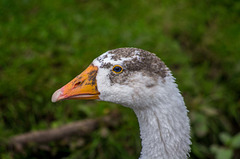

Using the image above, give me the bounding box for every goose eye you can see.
[112,65,123,74]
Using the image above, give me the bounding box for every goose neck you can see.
[133,102,191,159]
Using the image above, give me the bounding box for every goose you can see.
[51,48,191,159]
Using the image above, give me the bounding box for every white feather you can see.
[92,50,191,159]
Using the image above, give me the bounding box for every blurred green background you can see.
[0,0,240,158]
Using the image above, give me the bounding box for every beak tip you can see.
[51,88,62,103]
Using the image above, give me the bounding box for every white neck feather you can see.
[133,78,191,159]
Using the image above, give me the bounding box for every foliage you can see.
[0,0,239,158]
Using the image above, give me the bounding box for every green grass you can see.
[0,0,240,158]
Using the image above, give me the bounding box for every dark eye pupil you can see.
[113,66,122,72]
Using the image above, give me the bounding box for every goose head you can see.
[52,48,170,109]
[52,48,191,159]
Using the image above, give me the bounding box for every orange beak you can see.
[51,64,100,102]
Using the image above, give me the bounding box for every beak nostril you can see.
[74,79,86,88]
[74,81,82,87]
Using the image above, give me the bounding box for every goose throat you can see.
[133,98,191,159]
